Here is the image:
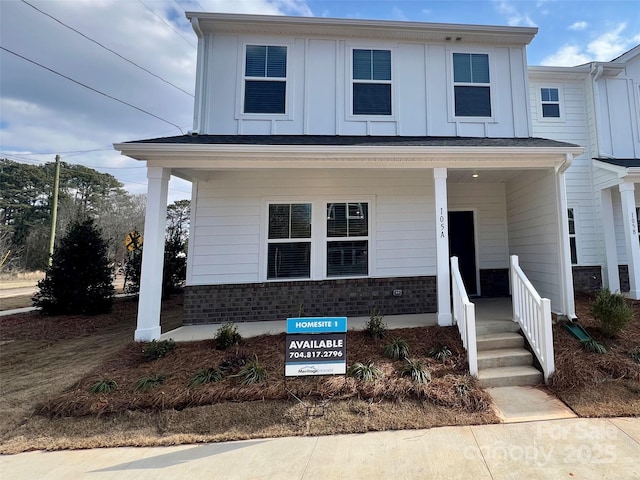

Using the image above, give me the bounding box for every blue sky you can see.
[1,0,639,201]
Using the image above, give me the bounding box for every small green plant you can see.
[400,359,431,384]
[237,356,268,385]
[581,338,607,354]
[628,348,640,364]
[383,338,409,360]
[142,339,175,361]
[591,288,633,337]
[297,302,304,318]
[188,367,224,386]
[365,308,386,339]
[215,322,242,350]
[426,345,452,362]
[134,374,167,391]
[89,379,118,394]
[348,361,382,381]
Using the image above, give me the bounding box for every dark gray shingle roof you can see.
[594,157,640,168]
[125,134,579,148]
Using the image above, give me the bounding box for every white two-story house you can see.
[529,45,640,301]
[115,13,584,343]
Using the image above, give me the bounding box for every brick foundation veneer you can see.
[184,276,437,324]
[572,266,602,293]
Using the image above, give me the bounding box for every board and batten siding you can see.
[447,182,509,269]
[506,169,562,311]
[529,77,600,266]
[186,170,437,286]
[200,34,531,138]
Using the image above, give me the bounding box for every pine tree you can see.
[34,219,114,315]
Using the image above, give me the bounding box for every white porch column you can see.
[600,188,621,292]
[619,181,640,299]
[135,167,171,341]
[555,166,576,319]
[434,167,451,326]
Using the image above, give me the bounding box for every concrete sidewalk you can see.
[2,417,638,479]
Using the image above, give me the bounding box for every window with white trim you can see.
[636,207,639,245]
[327,202,369,276]
[453,53,491,117]
[352,49,392,116]
[568,208,578,265]
[267,203,311,279]
[244,45,287,114]
[541,87,561,118]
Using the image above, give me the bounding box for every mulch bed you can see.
[35,326,492,418]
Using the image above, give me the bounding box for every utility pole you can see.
[47,154,61,266]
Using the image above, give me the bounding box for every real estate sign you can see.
[285,317,347,376]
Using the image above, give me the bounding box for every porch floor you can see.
[160,297,513,342]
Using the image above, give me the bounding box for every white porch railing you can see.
[450,256,478,377]
[510,255,555,382]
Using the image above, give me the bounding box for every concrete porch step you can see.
[475,320,520,335]
[476,332,524,351]
[477,348,533,369]
[478,365,543,388]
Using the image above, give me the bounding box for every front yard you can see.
[0,291,637,454]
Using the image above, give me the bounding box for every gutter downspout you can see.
[590,64,608,158]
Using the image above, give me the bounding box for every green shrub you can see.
[89,379,118,394]
[426,345,452,362]
[365,309,386,339]
[348,361,382,382]
[400,359,431,384]
[188,367,224,386]
[591,288,633,337]
[581,338,607,354]
[134,374,167,391]
[237,356,268,385]
[142,339,176,361]
[383,338,409,360]
[215,323,242,350]
[629,348,640,364]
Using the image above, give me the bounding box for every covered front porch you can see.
[114,135,584,342]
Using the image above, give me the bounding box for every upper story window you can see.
[244,45,287,114]
[453,53,491,117]
[541,88,561,118]
[352,49,392,116]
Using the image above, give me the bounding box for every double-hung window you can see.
[636,207,640,245]
[453,53,491,117]
[352,49,392,116]
[541,88,561,118]
[327,202,369,276]
[267,204,311,279]
[244,45,287,114]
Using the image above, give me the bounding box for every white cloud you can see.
[494,0,537,27]
[542,22,640,66]
[568,21,588,31]
[392,6,408,21]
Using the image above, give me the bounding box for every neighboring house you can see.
[115,13,584,342]
[529,45,640,300]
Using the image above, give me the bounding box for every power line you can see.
[20,0,194,98]
[0,46,185,134]
[138,0,197,49]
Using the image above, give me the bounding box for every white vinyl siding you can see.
[506,170,563,312]
[187,170,437,285]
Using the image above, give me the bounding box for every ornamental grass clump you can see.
[383,338,409,360]
[426,345,453,362]
[400,359,431,384]
[348,361,382,381]
[134,374,167,391]
[142,339,176,361]
[188,367,224,387]
[89,379,118,394]
[591,288,633,338]
[581,338,608,354]
[237,356,268,385]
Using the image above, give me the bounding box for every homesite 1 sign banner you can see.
[285,317,347,377]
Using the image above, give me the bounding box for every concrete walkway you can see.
[1,417,638,479]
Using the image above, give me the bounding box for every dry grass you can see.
[549,292,640,416]
[0,294,33,310]
[0,271,45,288]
